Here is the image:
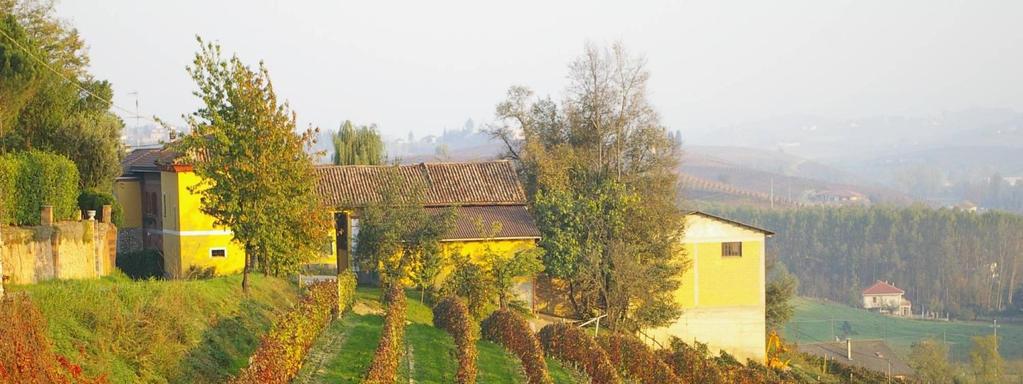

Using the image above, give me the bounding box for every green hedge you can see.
[78,189,123,226]
[116,250,165,280]
[0,151,80,225]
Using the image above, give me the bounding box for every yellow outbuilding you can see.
[115,147,541,308]
[644,211,773,363]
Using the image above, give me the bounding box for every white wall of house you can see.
[863,293,903,309]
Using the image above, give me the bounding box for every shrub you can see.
[229,281,340,384]
[658,338,725,384]
[597,333,680,384]
[480,309,552,384]
[0,293,107,384]
[537,323,620,384]
[658,338,805,384]
[337,272,357,314]
[115,250,165,279]
[77,190,123,226]
[433,296,478,384]
[364,285,407,384]
[0,151,80,225]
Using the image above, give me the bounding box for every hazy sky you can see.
[56,0,1023,142]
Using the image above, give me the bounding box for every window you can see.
[722,242,742,257]
[210,248,227,258]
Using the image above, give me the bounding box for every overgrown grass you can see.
[296,287,584,383]
[13,273,298,383]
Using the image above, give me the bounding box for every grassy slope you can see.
[15,273,298,383]
[786,297,1023,361]
[295,287,585,384]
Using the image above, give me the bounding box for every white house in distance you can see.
[862,280,911,317]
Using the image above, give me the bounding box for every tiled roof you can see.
[122,146,186,173]
[862,281,905,295]
[428,205,540,241]
[798,340,914,377]
[316,161,526,207]
[121,147,163,173]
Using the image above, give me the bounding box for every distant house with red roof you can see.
[862,281,911,317]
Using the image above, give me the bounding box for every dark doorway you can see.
[335,212,349,272]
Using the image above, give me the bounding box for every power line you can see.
[0,25,171,128]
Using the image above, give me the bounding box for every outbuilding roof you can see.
[862,281,905,295]
[430,205,541,241]
[685,211,775,235]
[315,161,526,208]
[798,340,914,377]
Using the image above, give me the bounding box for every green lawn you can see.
[785,297,1023,361]
[295,287,585,383]
[14,273,299,383]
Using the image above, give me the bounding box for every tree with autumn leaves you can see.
[176,37,328,291]
[490,43,686,331]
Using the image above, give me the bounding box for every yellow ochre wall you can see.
[113,179,143,229]
[161,171,245,278]
[645,213,768,363]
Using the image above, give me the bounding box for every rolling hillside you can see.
[785,298,1023,362]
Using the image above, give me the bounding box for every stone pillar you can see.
[40,205,53,226]
[101,205,112,224]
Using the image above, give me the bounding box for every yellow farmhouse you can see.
[114,147,540,303]
[645,211,773,363]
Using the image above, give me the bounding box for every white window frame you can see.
[210,247,227,258]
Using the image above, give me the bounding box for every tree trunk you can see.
[242,242,253,293]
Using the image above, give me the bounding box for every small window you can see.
[210,248,227,258]
[722,242,742,257]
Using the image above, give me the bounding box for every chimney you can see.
[169,130,177,141]
[846,338,853,360]
[40,205,53,226]
[101,205,112,224]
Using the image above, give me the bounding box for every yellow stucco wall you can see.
[645,213,768,363]
[160,171,245,278]
[436,239,538,283]
[113,179,143,228]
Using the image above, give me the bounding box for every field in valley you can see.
[784,297,1023,361]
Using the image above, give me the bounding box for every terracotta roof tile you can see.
[429,206,540,241]
[862,281,905,295]
[316,161,526,207]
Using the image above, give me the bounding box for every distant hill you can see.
[681,147,915,206]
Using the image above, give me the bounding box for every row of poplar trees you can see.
[715,205,1023,319]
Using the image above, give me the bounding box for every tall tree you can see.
[909,339,955,384]
[0,0,123,190]
[177,37,328,291]
[969,335,1003,384]
[765,259,798,330]
[490,43,685,330]
[332,120,384,165]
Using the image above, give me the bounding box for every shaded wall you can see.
[0,221,117,285]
